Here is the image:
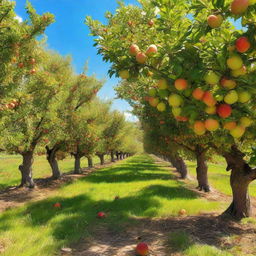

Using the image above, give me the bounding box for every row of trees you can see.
[87,0,256,219]
[0,1,142,188]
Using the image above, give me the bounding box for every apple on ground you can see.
[97,212,106,218]
[179,209,187,216]
[136,242,149,256]
[53,202,61,208]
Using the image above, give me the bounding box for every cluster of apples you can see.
[118,43,158,80]
[17,57,36,75]
[207,0,255,29]
[0,99,19,111]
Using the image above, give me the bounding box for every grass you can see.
[0,154,110,190]
[0,154,220,256]
[186,158,256,197]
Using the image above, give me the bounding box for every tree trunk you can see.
[98,154,104,165]
[116,152,119,160]
[74,154,82,174]
[223,146,256,219]
[120,152,123,160]
[19,151,35,188]
[168,153,188,179]
[46,146,61,179]
[195,149,210,192]
[87,156,93,168]
[110,151,115,162]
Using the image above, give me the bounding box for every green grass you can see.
[0,154,220,256]
[0,154,110,190]
[186,158,256,197]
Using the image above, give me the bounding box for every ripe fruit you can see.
[145,44,157,56]
[205,106,216,114]
[168,94,183,107]
[157,102,166,112]
[136,242,149,256]
[227,55,243,70]
[118,70,129,79]
[29,58,36,65]
[157,79,168,90]
[172,107,182,117]
[148,97,159,107]
[174,78,188,91]
[114,196,120,200]
[192,88,204,100]
[231,0,249,15]
[179,209,187,216]
[236,37,251,53]
[240,117,253,127]
[205,119,219,131]
[231,65,246,77]
[30,68,36,74]
[204,71,220,85]
[53,202,61,208]
[97,212,106,218]
[194,121,206,135]
[129,44,140,56]
[202,91,216,107]
[176,116,188,122]
[238,91,251,103]
[217,104,232,118]
[220,77,237,89]
[18,63,24,68]
[224,90,238,104]
[230,126,245,138]
[136,52,147,64]
[148,20,154,26]
[207,14,223,28]
[224,121,237,130]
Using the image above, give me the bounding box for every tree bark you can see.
[168,153,188,179]
[74,154,82,174]
[19,151,35,188]
[98,154,105,165]
[116,151,120,160]
[46,146,61,179]
[223,145,256,219]
[110,151,115,162]
[195,147,210,192]
[87,156,93,168]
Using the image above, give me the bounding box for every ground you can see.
[0,154,256,256]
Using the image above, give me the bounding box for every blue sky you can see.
[15,0,139,118]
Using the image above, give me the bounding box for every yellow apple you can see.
[224,90,238,104]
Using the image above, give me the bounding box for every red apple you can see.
[18,63,24,68]
[231,0,249,15]
[30,68,36,74]
[207,14,223,28]
[217,104,232,118]
[136,52,147,64]
[129,44,140,56]
[148,20,154,27]
[29,58,36,65]
[136,242,149,256]
[202,91,217,107]
[235,36,251,53]
[192,88,204,100]
[53,202,61,208]
[145,44,157,56]
[174,78,188,91]
[97,212,106,218]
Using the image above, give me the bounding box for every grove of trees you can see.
[87,0,256,219]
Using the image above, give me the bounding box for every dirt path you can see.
[0,160,119,212]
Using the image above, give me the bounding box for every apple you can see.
[148,19,154,26]
[136,242,149,256]
[236,37,251,53]
[238,91,251,103]
[127,21,133,26]
[145,44,157,56]
[18,63,24,68]
[97,212,106,218]
[192,88,204,100]
[231,0,249,15]
[207,14,223,28]
[224,90,238,104]
[216,95,224,102]
[217,104,232,118]
[227,55,243,70]
[168,94,183,107]
[157,79,168,90]
[202,91,217,107]
[148,71,153,76]
[231,65,247,77]
[157,102,166,112]
[240,117,253,127]
[158,89,169,98]
[30,69,36,74]
[205,106,216,114]
[8,103,16,109]
[148,88,157,97]
[53,202,61,208]
[148,97,159,107]
[179,209,187,216]
[129,44,140,56]
[220,77,237,89]
[176,116,189,122]
[118,70,130,79]
[172,107,182,117]
[174,78,188,91]
[204,71,220,85]
[230,126,246,138]
[205,119,219,131]
[194,121,206,135]
[224,121,237,130]
[136,52,147,64]
[29,58,36,65]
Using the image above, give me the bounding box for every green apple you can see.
[204,71,220,85]
[172,107,182,117]
[230,126,245,138]
[148,88,157,97]
[240,117,253,127]
[157,102,166,112]
[168,94,183,107]
[238,91,251,103]
[224,90,238,104]
[227,55,243,70]
[118,70,130,79]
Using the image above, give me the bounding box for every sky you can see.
[14,0,139,120]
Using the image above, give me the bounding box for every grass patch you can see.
[168,230,192,251]
[0,154,220,256]
[185,244,233,256]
